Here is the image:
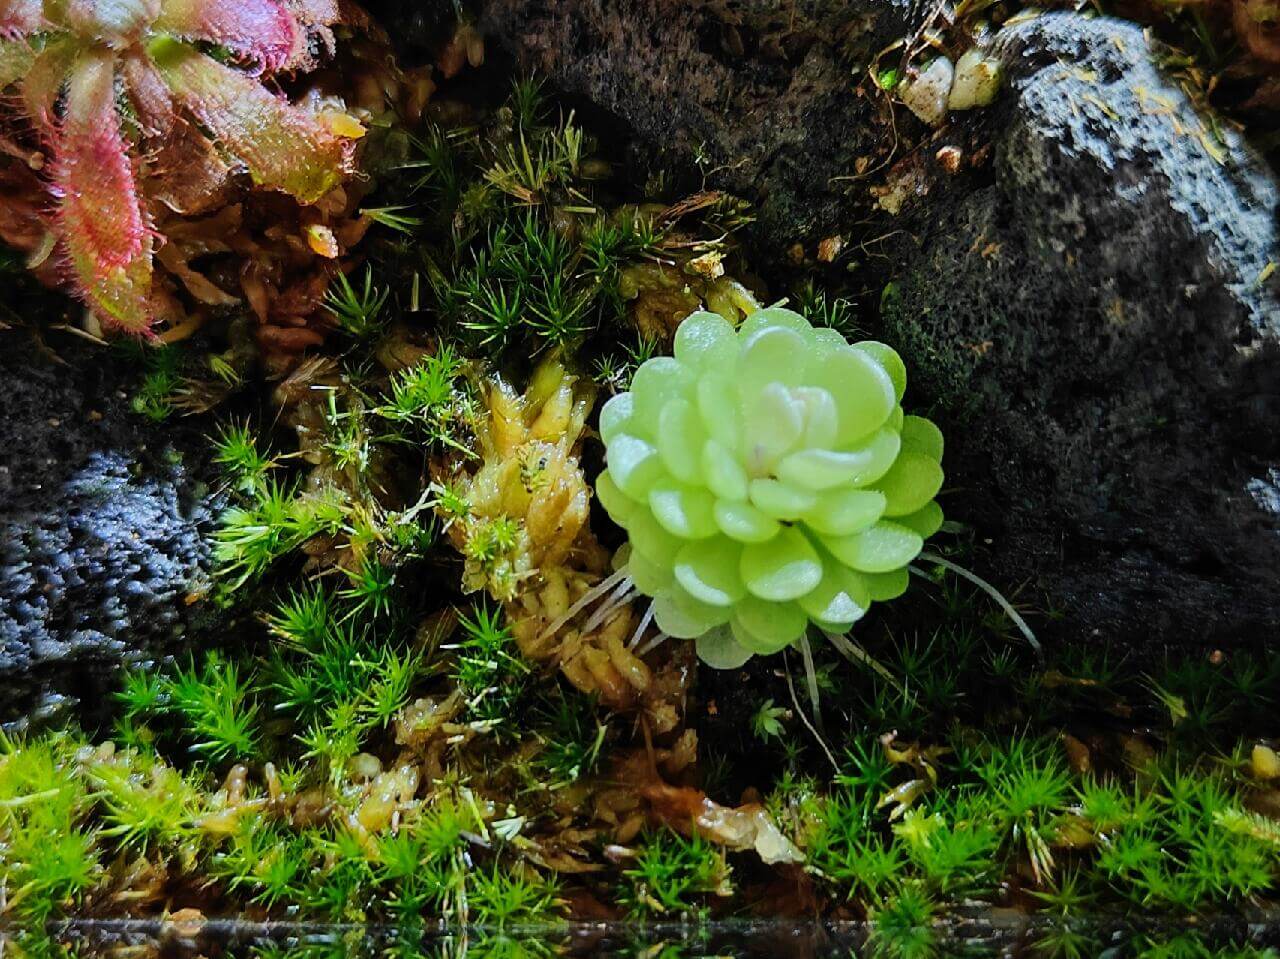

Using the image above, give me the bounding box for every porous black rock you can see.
[877,13,1280,645]
[467,4,1280,646]
[473,0,918,244]
[0,332,223,726]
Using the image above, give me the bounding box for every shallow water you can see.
[9,916,1280,958]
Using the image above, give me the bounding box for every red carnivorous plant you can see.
[0,0,361,332]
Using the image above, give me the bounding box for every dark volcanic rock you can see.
[470,4,1280,645]
[0,333,224,726]
[877,13,1280,645]
[476,0,916,244]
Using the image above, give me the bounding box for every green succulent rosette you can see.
[594,307,945,669]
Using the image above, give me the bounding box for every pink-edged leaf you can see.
[149,37,353,204]
[0,37,34,88]
[154,0,296,73]
[286,0,340,26]
[284,0,334,68]
[56,51,154,332]
[47,0,159,38]
[122,49,176,137]
[0,0,40,38]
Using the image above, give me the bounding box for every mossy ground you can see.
[2,21,1280,959]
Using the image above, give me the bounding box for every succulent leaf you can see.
[596,307,946,667]
[154,0,297,72]
[56,50,154,331]
[148,35,353,203]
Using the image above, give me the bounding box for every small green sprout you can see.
[213,481,345,589]
[508,75,548,131]
[325,266,390,339]
[166,653,261,762]
[339,555,397,620]
[794,282,861,338]
[751,699,789,742]
[467,864,562,928]
[212,421,273,495]
[620,829,732,918]
[429,479,472,525]
[450,605,530,733]
[360,205,425,234]
[534,691,608,788]
[130,347,183,422]
[866,882,937,959]
[90,752,200,853]
[877,67,903,92]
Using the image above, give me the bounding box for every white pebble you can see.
[949,48,1003,110]
[900,57,954,126]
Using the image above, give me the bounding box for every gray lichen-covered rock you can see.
[0,334,223,726]
[878,13,1280,644]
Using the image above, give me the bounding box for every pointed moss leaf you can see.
[609,434,663,499]
[854,341,907,404]
[702,439,749,501]
[749,479,817,520]
[801,488,886,536]
[740,527,823,601]
[895,500,944,539]
[900,414,944,462]
[873,451,944,517]
[657,398,707,484]
[674,310,737,370]
[822,521,924,574]
[649,480,718,539]
[797,566,870,628]
[674,538,745,607]
[696,624,755,668]
[811,346,896,445]
[599,392,635,444]
[714,499,781,543]
[595,469,634,527]
[731,600,806,654]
